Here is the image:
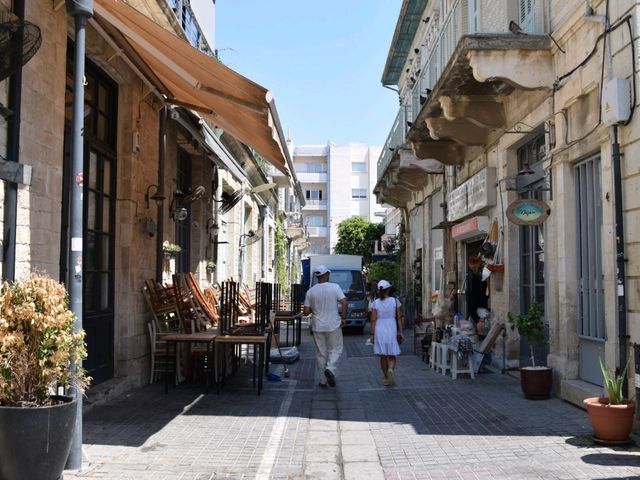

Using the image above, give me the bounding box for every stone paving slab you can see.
[66,328,640,479]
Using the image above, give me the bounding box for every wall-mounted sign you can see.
[451,216,490,242]
[447,168,496,221]
[506,199,551,225]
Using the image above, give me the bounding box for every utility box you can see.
[601,78,631,126]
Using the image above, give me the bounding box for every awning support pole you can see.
[65,0,93,471]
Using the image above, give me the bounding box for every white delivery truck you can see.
[305,254,368,334]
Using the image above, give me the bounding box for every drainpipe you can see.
[611,126,629,395]
[1,0,25,282]
[156,106,167,282]
[65,0,93,471]
[400,206,410,327]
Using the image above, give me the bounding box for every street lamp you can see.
[238,230,256,286]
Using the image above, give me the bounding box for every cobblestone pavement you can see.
[66,325,640,480]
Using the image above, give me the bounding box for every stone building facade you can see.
[375,0,639,431]
[0,0,301,398]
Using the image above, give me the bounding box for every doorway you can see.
[463,239,489,322]
[61,49,117,384]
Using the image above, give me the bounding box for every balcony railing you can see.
[377,0,549,180]
[297,171,328,183]
[302,199,327,208]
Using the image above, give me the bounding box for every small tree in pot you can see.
[0,274,90,480]
[507,300,552,400]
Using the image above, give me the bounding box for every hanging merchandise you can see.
[481,221,504,281]
[433,264,454,323]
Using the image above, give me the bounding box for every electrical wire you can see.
[555,14,631,88]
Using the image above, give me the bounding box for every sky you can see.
[215,1,401,147]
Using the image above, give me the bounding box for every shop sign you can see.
[447,168,496,221]
[451,216,490,242]
[506,198,551,225]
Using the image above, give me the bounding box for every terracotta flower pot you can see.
[520,366,552,400]
[583,397,636,444]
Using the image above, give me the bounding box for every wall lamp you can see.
[498,162,552,193]
[145,184,166,209]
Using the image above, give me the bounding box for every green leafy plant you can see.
[507,300,547,367]
[0,274,90,406]
[205,261,216,271]
[274,217,288,287]
[162,241,182,254]
[367,259,399,289]
[334,216,385,268]
[598,356,630,405]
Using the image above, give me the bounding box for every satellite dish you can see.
[0,20,42,82]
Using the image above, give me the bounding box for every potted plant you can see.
[583,357,636,444]
[162,240,182,257]
[0,274,90,480]
[507,300,552,400]
[205,260,216,274]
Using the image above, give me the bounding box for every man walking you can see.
[304,265,347,388]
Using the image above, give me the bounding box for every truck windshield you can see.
[313,270,365,300]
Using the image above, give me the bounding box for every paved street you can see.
[66,327,640,480]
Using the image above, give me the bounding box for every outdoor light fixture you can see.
[170,207,188,222]
[517,162,535,177]
[206,218,219,236]
[144,184,166,208]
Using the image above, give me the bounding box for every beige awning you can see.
[94,0,291,178]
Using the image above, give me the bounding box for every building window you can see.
[352,162,366,172]
[352,188,367,199]
[307,163,326,173]
[305,216,324,227]
[306,189,323,200]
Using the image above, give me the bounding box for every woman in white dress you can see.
[369,280,403,386]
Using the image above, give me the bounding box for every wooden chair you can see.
[184,272,219,326]
[142,280,180,334]
[147,321,173,384]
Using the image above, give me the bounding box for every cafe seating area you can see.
[142,275,304,395]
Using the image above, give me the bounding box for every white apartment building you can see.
[293,143,384,254]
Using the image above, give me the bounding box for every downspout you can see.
[65,0,93,471]
[611,126,628,395]
[2,0,25,282]
[156,106,167,282]
[400,205,410,328]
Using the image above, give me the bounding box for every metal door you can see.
[575,155,605,386]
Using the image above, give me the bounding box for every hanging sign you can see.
[506,199,551,225]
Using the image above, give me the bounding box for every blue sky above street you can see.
[215,1,401,147]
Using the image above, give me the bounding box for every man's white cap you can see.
[313,265,331,276]
[377,279,392,290]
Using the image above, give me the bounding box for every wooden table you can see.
[164,331,217,394]
[273,312,303,347]
[215,333,269,395]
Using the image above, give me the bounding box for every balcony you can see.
[297,171,328,183]
[302,199,327,210]
[306,226,328,237]
[375,0,552,206]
